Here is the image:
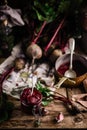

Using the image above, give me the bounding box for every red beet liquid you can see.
[20,88,42,114]
[57,60,87,77]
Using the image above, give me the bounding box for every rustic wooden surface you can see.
[0,85,87,129]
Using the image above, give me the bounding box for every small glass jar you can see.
[20,88,42,115]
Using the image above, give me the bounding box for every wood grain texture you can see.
[0,86,87,129]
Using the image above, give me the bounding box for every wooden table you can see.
[0,85,87,129]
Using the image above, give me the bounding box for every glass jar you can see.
[20,88,42,115]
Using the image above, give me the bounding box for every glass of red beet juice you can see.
[20,87,42,115]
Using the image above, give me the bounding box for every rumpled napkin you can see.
[0,5,25,27]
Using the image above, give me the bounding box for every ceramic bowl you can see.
[55,53,87,87]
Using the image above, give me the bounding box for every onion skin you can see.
[26,44,42,59]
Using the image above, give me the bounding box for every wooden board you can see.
[0,85,87,129]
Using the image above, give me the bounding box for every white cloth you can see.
[0,5,25,27]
